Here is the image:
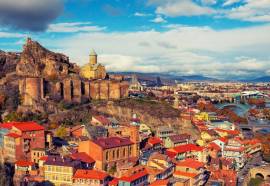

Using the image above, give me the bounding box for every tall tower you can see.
[89,49,97,65]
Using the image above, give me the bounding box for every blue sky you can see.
[0,0,270,80]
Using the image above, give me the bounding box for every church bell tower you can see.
[89,49,97,65]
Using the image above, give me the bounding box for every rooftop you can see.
[171,143,204,153]
[5,132,21,138]
[15,160,34,167]
[70,152,95,164]
[168,134,190,143]
[120,170,148,183]
[93,136,133,149]
[44,155,81,167]
[148,137,163,146]
[176,158,205,169]
[0,122,14,130]
[9,122,44,132]
[73,169,108,180]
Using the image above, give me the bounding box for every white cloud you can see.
[151,15,167,23]
[148,0,270,23]
[48,22,106,33]
[134,12,152,17]
[148,0,215,17]
[0,31,25,38]
[201,0,216,5]
[40,24,270,79]
[223,0,241,6]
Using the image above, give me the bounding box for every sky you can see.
[0,0,270,80]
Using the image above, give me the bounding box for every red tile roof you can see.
[150,179,169,186]
[0,122,13,129]
[9,122,44,132]
[172,144,204,153]
[39,156,48,161]
[218,137,228,143]
[215,128,240,135]
[15,160,34,167]
[73,169,108,180]
[93,115,111,126]
[208,142,221,151]
[148,137,163,146]
[174,170,198,178]
[93,136,133,149]
[5,132,21,138]
[176,158,205,169]
[108,178,119,186]
[210,169,237,185]
[165,150,177,159]
[70,152,95,164]
[120,170,148,183]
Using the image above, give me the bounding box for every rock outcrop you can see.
[0,50,20,78]
[16,38,79,78]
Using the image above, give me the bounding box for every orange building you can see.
[78,136,136,170]
[108,125,140,157]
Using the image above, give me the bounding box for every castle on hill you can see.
[17,38,128,113]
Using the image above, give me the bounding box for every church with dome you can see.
[80,50,106,80]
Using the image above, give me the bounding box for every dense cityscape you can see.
[1,0,270,186]
[0,38,269,186]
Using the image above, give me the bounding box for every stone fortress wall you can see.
[17,38,128,110]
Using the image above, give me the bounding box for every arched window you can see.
[117,149,119,158]
[60,82,64,98]
[81,82,85,95]
[70,81,74,98]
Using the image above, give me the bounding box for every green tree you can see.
[3,112,21,122]
[55,126,67,138]
[248,178,263,186]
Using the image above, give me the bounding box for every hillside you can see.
[93,98,200,138]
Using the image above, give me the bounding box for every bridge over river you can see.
[216,103,251,117]
[216,103,270,132]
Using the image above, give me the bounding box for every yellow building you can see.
[174,159,207,186]
[195,112,218,121]
[31,148,45,164]
[197,130,218,146]
[3,133,20,162]
[80,49,106,80]
[44,156,79,186]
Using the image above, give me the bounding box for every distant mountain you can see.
[109,72,220,84]
[248,76,270,82]
[180,75,218,81]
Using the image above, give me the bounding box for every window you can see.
[117,149,119,158]
[123,148,126,156]
[81,82,85,95]
[106,151,109,161]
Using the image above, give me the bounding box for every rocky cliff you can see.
[16,38,79,79]
[94,99,200,138]
[0,50,20,78]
